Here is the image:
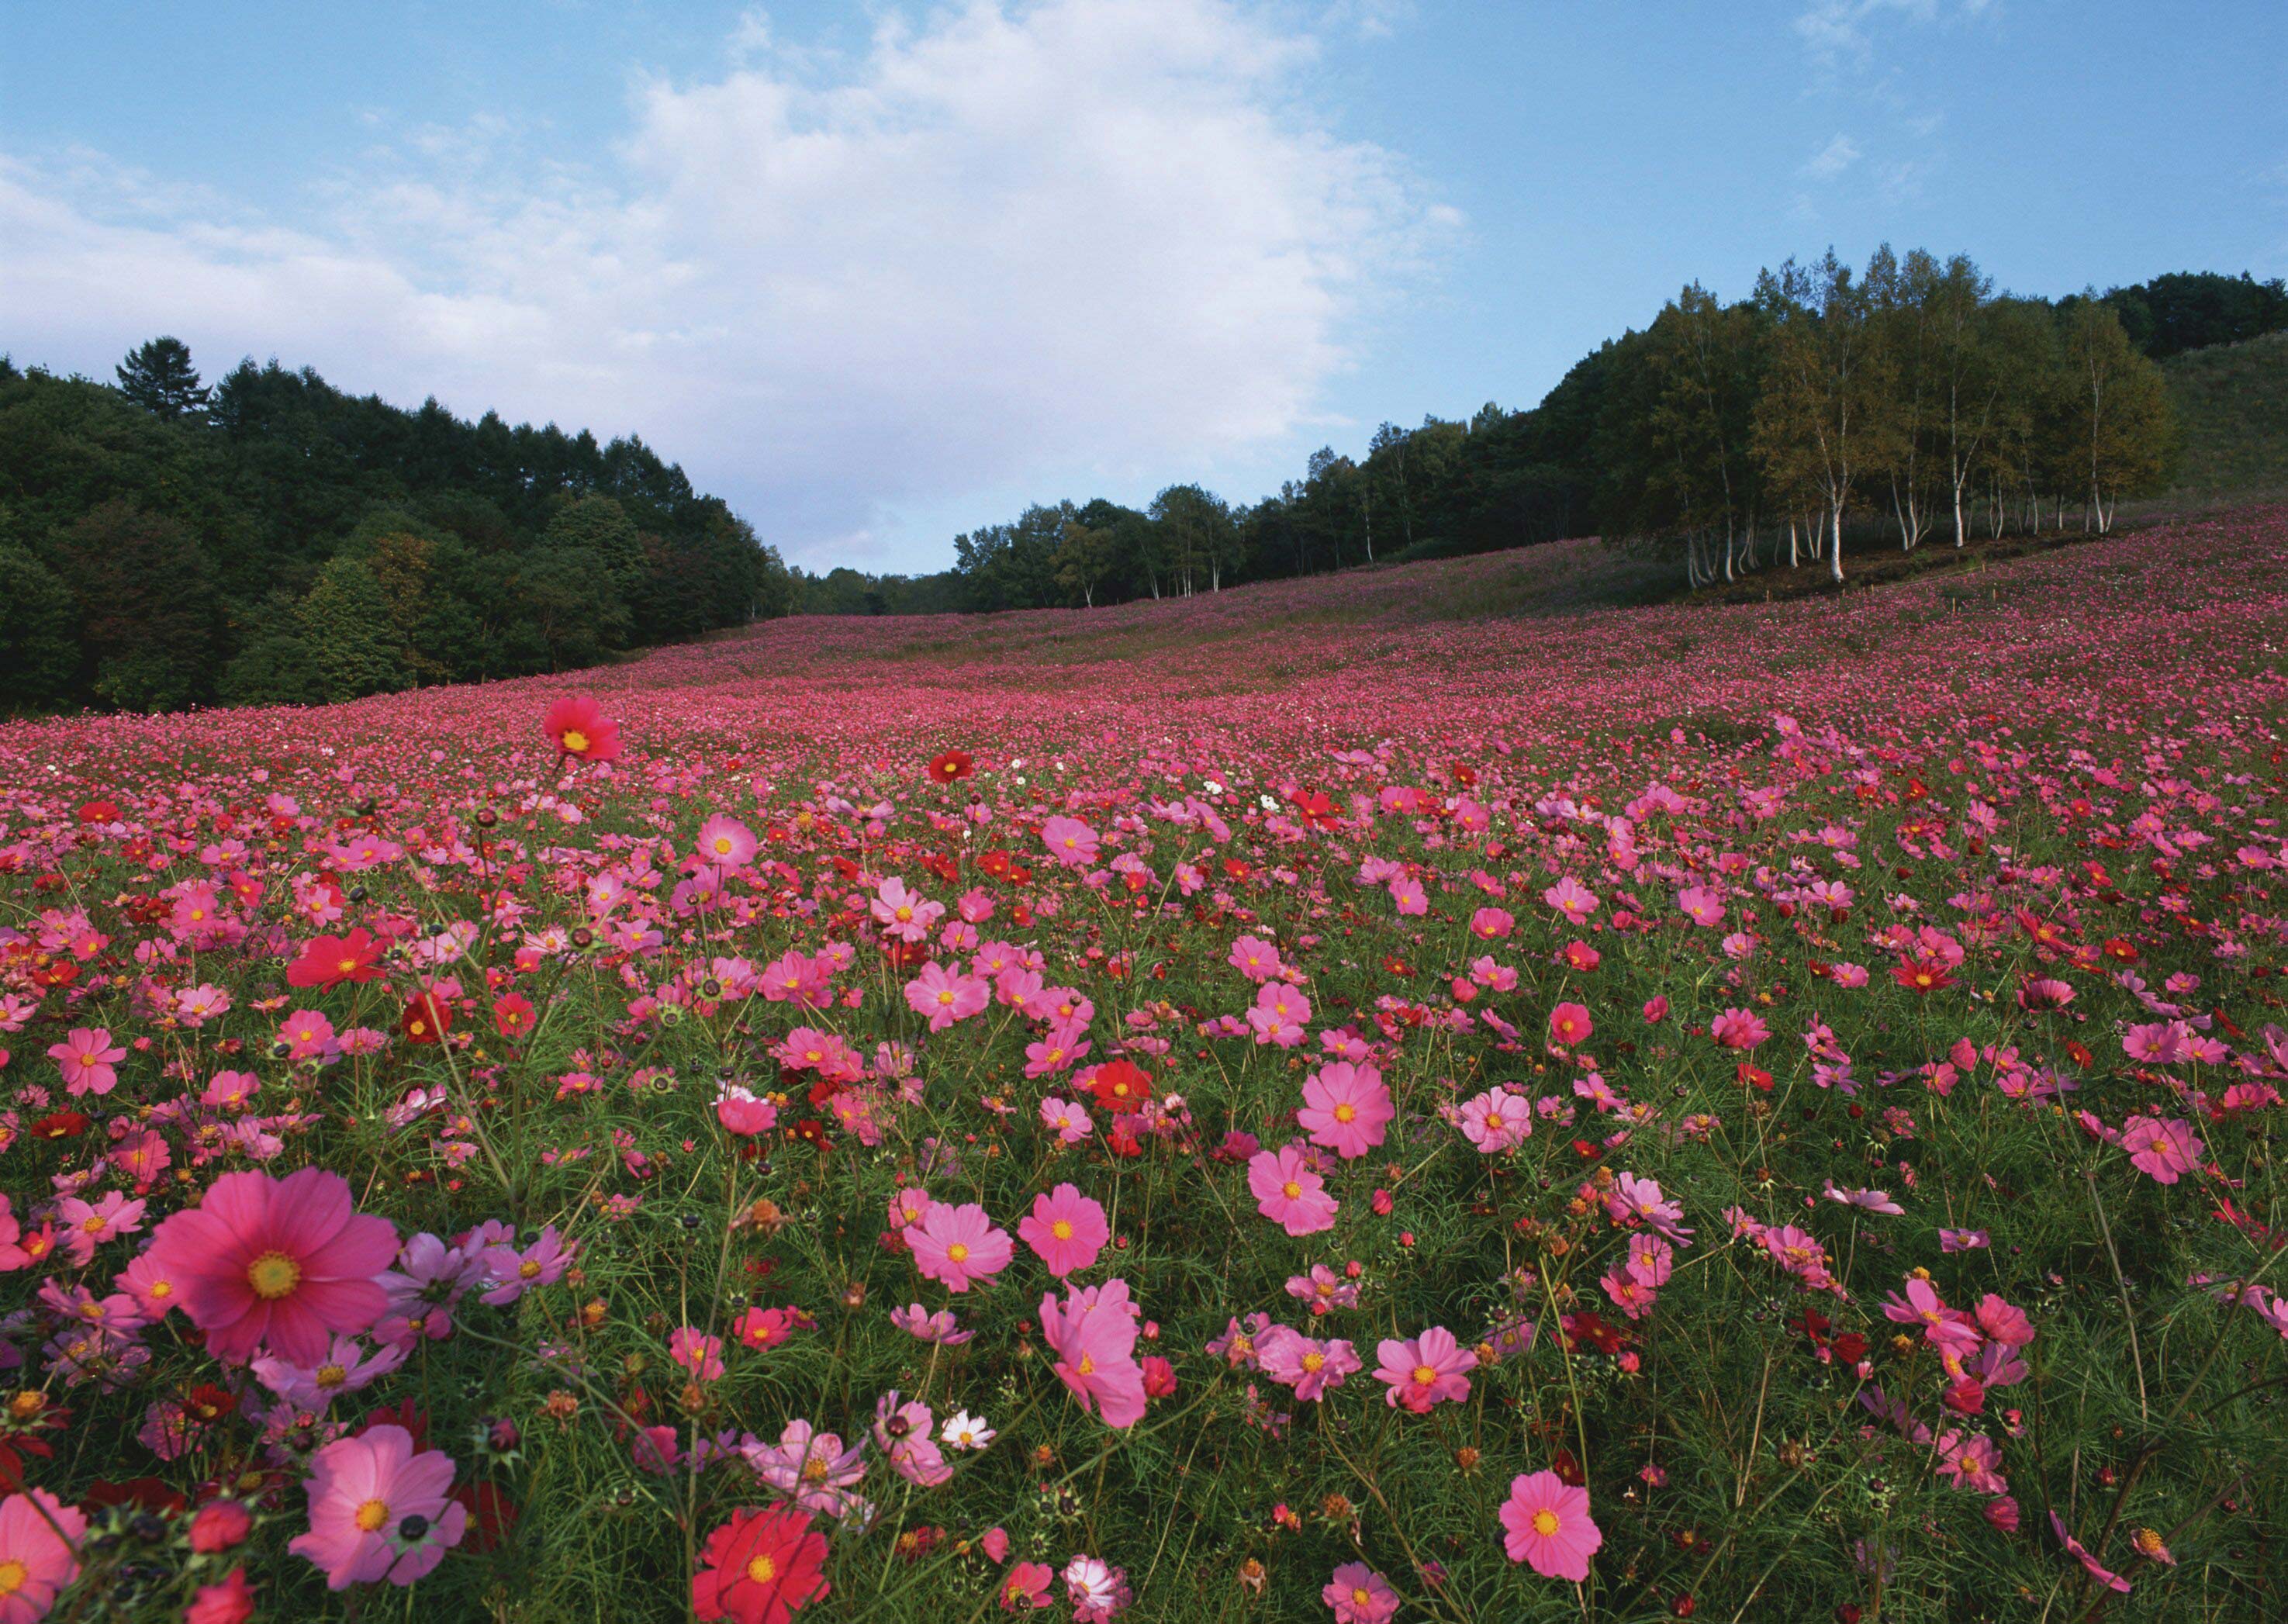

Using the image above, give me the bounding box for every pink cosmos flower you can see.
[745,1420,869,1516]
[1248,981,1312,1048]
[1298,1062,1394,1159]
[907,1202,1014,1293]
[143,1167,398,1365]
[1500,1470,1603,1580]
[670,1327,727,1381]
[904,962,989,1031]
[693,814,757,868]
[286,1424,467,1589]
[1543,877,1599,922]
[251,1336,406,1411]
[1018,1183,1109,1278]
[1547,1002,1593,1047]
[1248,1145,1340,1236]
[714,1085,780,1138]
[2121,1116,2203,1184]
[49,1027,126,1097]
[1374,1325,1475,1412]
[55,1190,145,1266]
[1468,907,1516,941]
[1041,816,1101,869]
[1229,935,1286,980]
[1257,1325,1361,1402]
[1324,1561,1399,1622]
[2051,1511,2131,1594]
[1040,1278,1146,1429]
[1040,1095,1094,1143]
[1676,885,1726,927]
[1709,1007,1771,1050]
[872,876,945,942]
[1457,1088,1530,1153]
[0,1489,86,1619]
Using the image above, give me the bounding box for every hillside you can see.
[2165,329,2288,495]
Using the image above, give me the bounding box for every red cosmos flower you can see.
[693,1503,832,1624]
[1088,1059,1153,1111]
[77,800,119,824]
[543,695,621,763]
[285,928,385,990]
[1892,959,1954,994]
[493,993,537,1039]
[402,994,452,1045]
[928,750,974,784]
[30,1111,88,1142]
[1289,789,1339,828]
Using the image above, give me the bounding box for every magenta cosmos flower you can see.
[1501,1470,1602,1581]
[144,1168,397,1365]
[287,1425,467,1589]
[1374,1325,1476,1412]
[1248,1145,1339,1236]
[907,1202,1013,1293]
[1297,1063,1393,1160]
[1018,1183,1109,1278]
[0,1488,87,1621]
[1323,1561,1399,1622]
[1040,1278,1146,1429]
[49,1027,126,1097]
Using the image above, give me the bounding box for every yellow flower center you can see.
[1302,1352,1326,1373]
[1281,1181,1302,1200]
[1077,1354,1095,1376]
[946,1242,969,1263]
[1412,1364,1437,1386]
[316,1363,348,1388]
[520,1259,544,1279]
[561,728,590,754]
[746,1553,779,1584]
[1333,1103,1357,1123]
[1051,1221,1073,1240]
[246,1251,302,1300]
[801,1458,829,1482]
[1353,1587,1371,1606]
[354,1498,390,1532]
[714,838,734,854]
[81,1216,107,1234]
[1485,1111,1505,1130]
[1531,1508,1560,1537]
[0,1560,26,1597]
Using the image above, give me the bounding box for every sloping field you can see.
[1,506,2286,1622]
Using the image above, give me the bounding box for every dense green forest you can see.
[0,342,793,713]
[798,264,2268,613]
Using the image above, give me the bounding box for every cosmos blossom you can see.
[143,1168,398,1365]
[1296,1062,1394,1159]
[693,1503,832,1624]
[907,1202,1014,1293]
[1500,1470,1603,1580]
[543,694,620,762]
[1017,1183,1110,1278]
[1040,1278,1147,1429]
[1247,1145,1340,1235]
[287,1425,468,1589]
[1374,1325,1476,1412]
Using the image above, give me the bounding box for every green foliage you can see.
[0,345,795,714]
[2162,331,2288,495]
[2102,270,2288,359]
[0,541,79,710]
[299,555,412,700]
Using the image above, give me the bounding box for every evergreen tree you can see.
[116,337,211,420]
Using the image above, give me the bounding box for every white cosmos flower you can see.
[939,1409,995,1450]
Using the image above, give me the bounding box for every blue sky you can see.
[5,1,2283,572]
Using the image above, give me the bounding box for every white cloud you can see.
[1801,133,1862,180]
[0,0,1450,568]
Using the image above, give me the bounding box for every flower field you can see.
[3,509,2288,1622]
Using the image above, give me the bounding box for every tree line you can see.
[798,261,2255,614]
[0,340,793,714]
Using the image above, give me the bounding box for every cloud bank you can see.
[0,1,1452,566]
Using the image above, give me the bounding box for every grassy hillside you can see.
[2165,329,2288,494]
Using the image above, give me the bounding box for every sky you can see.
[5,1,2284,573]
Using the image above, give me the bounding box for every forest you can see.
[797,261,2264,613]
[0,344,793,714]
